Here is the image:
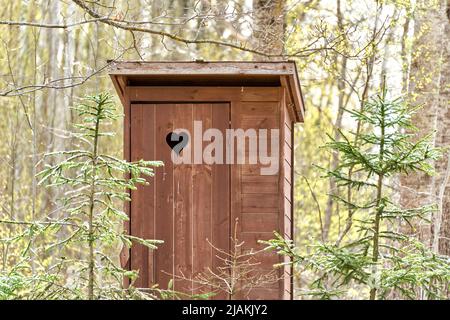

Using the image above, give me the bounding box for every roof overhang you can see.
[108,61,305,122]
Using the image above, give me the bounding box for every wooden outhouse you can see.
[109,61,304,300]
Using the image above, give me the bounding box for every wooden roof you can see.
[108,61,305,122]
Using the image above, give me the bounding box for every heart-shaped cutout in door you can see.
[166,131,189,155]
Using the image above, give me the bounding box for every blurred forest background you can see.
[0,0,449,299]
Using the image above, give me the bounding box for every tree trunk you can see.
[400,0,449,257]
[434,0,450,257]
[323,0,347,242]
[252,0,285,59]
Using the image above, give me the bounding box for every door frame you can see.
[129,102,232,297]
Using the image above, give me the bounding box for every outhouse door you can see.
[130,103,231,299]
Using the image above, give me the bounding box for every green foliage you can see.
[1,93,164,299]
[294,106,338,247]
[265,90,450,300]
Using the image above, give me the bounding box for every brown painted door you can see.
[130,103,230,299]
